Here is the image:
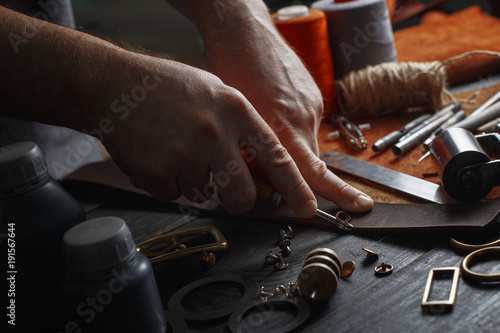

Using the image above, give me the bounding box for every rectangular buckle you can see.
[421,267,460,309]
[136,226,228,264]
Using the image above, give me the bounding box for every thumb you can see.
[299,150,373,213]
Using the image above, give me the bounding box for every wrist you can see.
[185,0,278,47]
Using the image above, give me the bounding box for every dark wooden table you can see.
[63,181,500,333]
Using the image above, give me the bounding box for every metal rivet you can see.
[362,247,379,258]
[341,260,356,277]
[260,285,288,298]
[272,285,288,296]
[265,249,289,270]
[265,249,278,263]
[375,263,393,275]
[260,286,273,298]
[280,226,295,241]
[199,252,216,268]
[279,239,292,256]
[287,282,302,298]
[275,252,289,270]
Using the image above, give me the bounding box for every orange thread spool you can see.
[271,5,338,120]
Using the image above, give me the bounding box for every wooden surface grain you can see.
[65,183,500,333]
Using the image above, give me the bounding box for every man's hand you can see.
[169,0,374,212]
[0,6,318,218]
[102,56,319,217]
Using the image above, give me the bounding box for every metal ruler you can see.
[320,151,457,204]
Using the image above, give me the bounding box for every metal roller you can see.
[430,128,495,201]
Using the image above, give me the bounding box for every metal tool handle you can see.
[451,100,500,132]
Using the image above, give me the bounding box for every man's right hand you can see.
[102,56,318,218]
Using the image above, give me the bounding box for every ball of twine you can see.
[335,51,500,118]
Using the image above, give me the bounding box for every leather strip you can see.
[64,160,500,233]
[246,195,500,233]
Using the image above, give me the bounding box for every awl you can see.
[251,169,353,230]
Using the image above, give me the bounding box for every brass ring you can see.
[374,263,393,276]
[460,246,500,282]
[336,211,351,224]
[450,236,500,252]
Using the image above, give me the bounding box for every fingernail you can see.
[356,194,373,211]
[300,199,318,219]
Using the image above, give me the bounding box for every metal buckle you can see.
[421,267,460,309]
[136,226,228,264]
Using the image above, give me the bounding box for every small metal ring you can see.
[374,263,393,275]
[227,297,310,333]
[336,211,351,224]
[460,246,500,282]
[167,274,259,321]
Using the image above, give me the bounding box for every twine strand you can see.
[337,50,500,118]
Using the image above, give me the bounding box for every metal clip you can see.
[330,115,369,149]
[136,226,228,264]
[421,267,460,309]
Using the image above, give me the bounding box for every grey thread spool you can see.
[312,0,396,79]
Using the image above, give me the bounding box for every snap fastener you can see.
[341,260,356,277]
[375,263,393,275]
[362,247,379,258]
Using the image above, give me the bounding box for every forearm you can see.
[164,1,373,213]
[165,0,303,98]
[0,6,145,132]
[165,0,280,47]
